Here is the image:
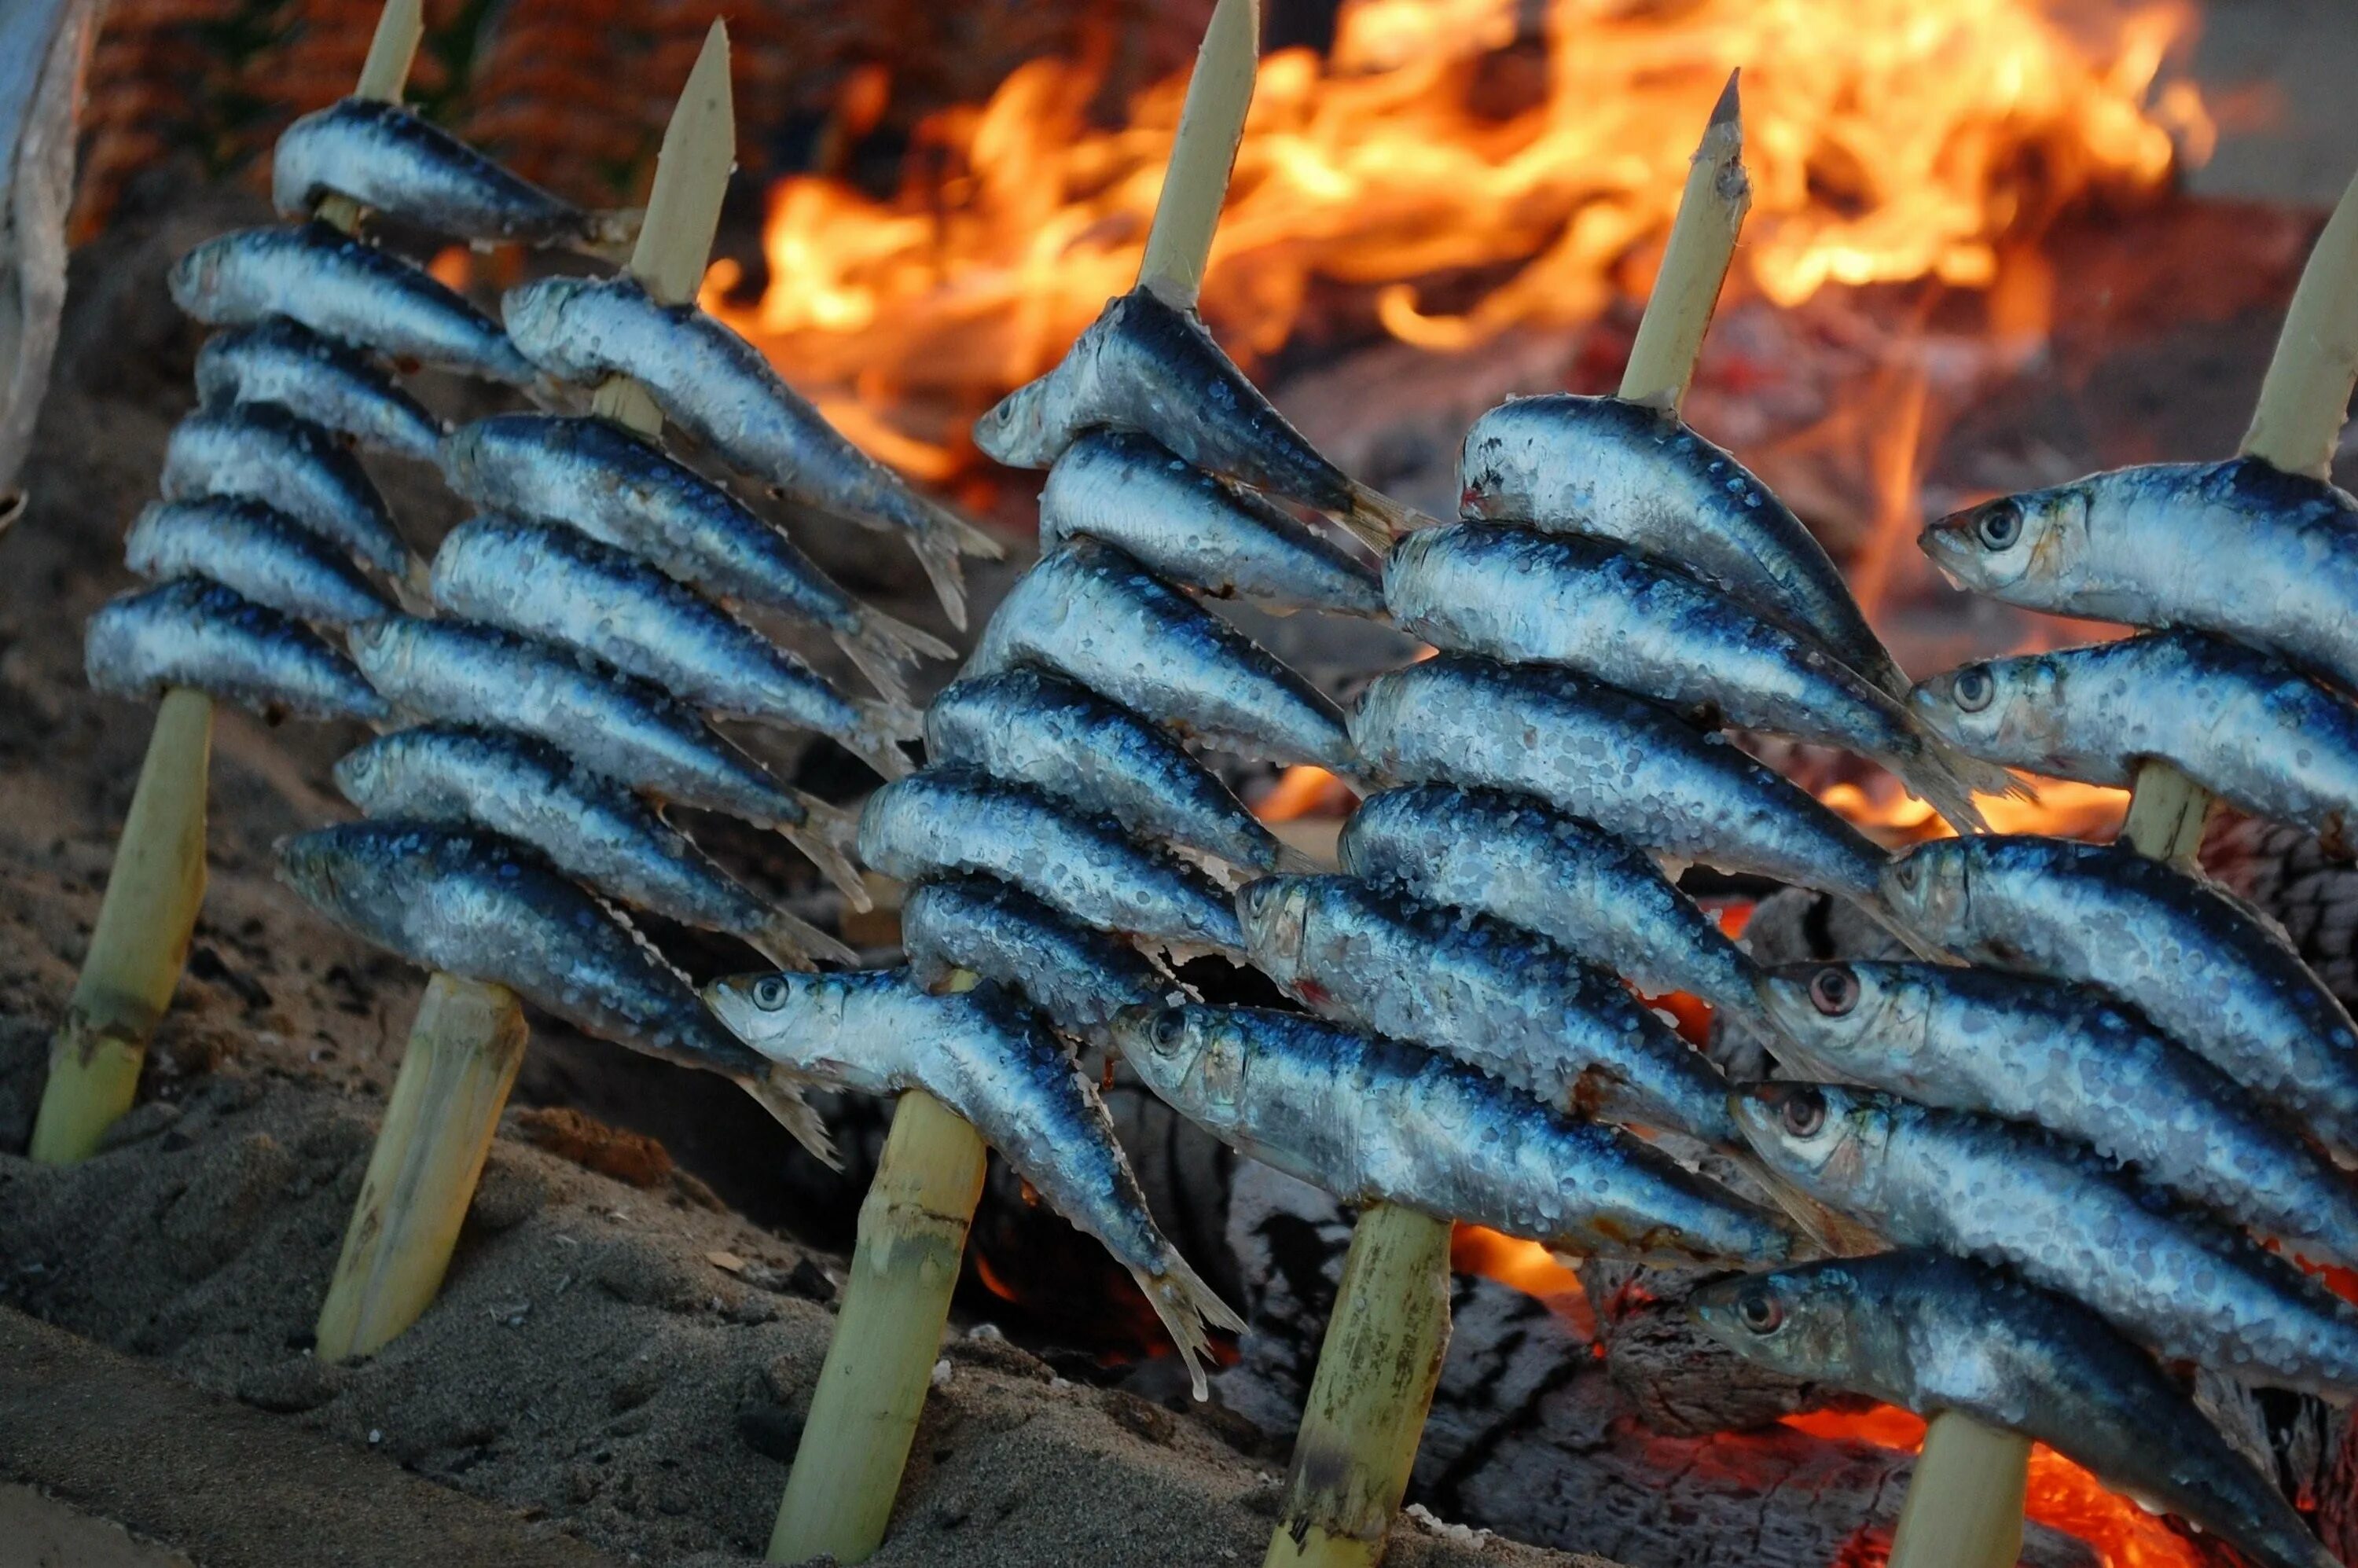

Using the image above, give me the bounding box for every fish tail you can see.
[835,604,956,705]
[908,527,972,633]
[1269,837,1328,875]
[1890,741,1994,835]
[1339,479,1432,553]
[778,794,873,912]
[843,698,921,781]
[751,905,858,971]
[1130,1249,1247,1402]
[738,1070,841,1170]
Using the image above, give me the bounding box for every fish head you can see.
[497,277,586,370]
[1919,485,2089,597]
[164,238,222,317]
[1235,877,1316,986]
[1686,1262,1863,1382]
[1908,657,2061,771]
[971,375,1060,467]
[1756,961,1930,1080]
[701,970,854,1072]
[329,736,388,809]
[1108,1004,1247,1129]
[1876,839,1972,948]
[1728,1082,1891,1209]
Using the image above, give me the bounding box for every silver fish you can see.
[1760,959,2358,1267]
[704,968,1241,1395]
[972,286,1423,549]
[160,402,417,586]
[87,578,388,722]
[281,819,833,1162]
[858,769,1244,956]
[124,497,393,626]
[1881,835,2358,1158]
[334,725,854,970]
[1915,631,2358,853]
[900,875,1175,1035]
[1923,459,2358,691]
[170,223,536,385]
[1387,523,1996,831]
[429,516,916,780]
[1352,655,1889,905]
[499,275,1002,629]
[925,668,1313,875]
[344,617,867,906]
[439,413,950,705]
[1459,395,1911,703]
[194,316,446,461]
[272,97,634,251]
[1109,1004,1792,1264]
[1732,1081,2358,1397]
[1337,784,1768,1032]
[1237,875,1735,1145]
[964,539,1357,773]
[1039,430,1384,616]
[1689,1252,2338,1568]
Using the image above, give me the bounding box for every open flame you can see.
[702,0,2210,470]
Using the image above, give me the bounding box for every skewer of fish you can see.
[29,0,433,1166]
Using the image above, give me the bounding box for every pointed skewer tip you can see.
[1710,69,1741,129]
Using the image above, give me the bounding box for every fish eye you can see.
[1240,880,1279,918]
[1890,856,1922,892]
[1808,965,1860,1017]
[752,976,790,1011]
[1952,666,1995,712]
[1780,1087,1827,1139]
[1737,1283,1784,1334]
[1975,501,2022,550]
[1149,1010,1189,1054]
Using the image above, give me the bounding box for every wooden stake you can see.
[1262,1205,1453,1568]
[314,975,528,1361]
[1619,72,1749,411]
[29,689,211,1164]
[1888,1417,2032,1568]
[313,0,421,230]
[1137,0,1260,310]
[767,1084,990,1565]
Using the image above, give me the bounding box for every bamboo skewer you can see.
[1138,0,1261,310]
[28,0,430,1166]
[1267,68,1752,1568]
[315,18,733,1362]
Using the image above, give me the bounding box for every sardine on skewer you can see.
[899,875,1177,1037]
[1039,430,1385,617]
[1387,523,2003,830]
[345,617,868,907]
[704,968,1242,1396]
[440,413,950,705]
[280,819,834,1162]
[272,97,636,252]
[125,498,394,627]
[1108,1003,1793,1265]
[1913,631,2358,852]
[1352,655,1890,907]
[1236,875,1736,1146]
[1688,1252,2338,1568]
[335,725,854,970]
[499,275,1002,629]
[1337,784,1772,1036]
[161,402,418,589]
[973,285,1426,550]
[170,223,537,386]
[1879,835,2358,1159]
[964,539,1357,774]
[1733,1082,2358,1398]
[195,317,446,461]
[858,769,1244,957]
[86,578,387,722]
[925,669,1314,876]
[1758,959,2358,1267]
[1457,394,1912,704]
[429,517,916,780]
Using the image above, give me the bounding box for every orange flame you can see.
[704,0,2209,466]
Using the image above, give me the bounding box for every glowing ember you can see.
[1785,1408,2209,1568]
[1252,764,1357,824]
[703,0,2209,466]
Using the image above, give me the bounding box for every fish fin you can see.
[835,632,912,707]
[778,794,872,911]
[843,699,921,781]
[927,495,1006,562]
[751,905,858,970]
[1338,479,1433,553]
[1886,734,1994,835]
[908,527,971,633]
[835,605,956,705]
[1269,838,1331,875]
[739,1071,841,1169]
[1926,731,2037,807]
[1130,1249,1247,1402]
